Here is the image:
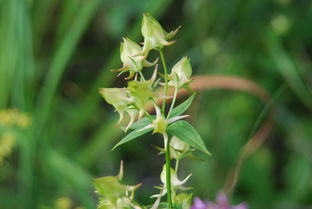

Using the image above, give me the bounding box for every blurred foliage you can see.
[0,0,311,208]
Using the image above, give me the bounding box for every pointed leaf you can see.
[112,127,152,150]
[167,120,210,155]
[170,93,196,118]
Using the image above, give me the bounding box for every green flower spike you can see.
[141,13,181,56]
[168,56,192,88]
[99,88,138,131]
[112,37,158,80]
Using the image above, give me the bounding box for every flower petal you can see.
[167,115,189,124]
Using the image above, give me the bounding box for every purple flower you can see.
[191,191,248,209]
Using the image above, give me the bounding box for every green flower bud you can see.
[121,38,144,72]
[99,88,131,122]
[93,161,142,209]
[168,57,192,88]
[99,88,138,131]
[112,38,158,80]
[170,136,190,160]
[141,13,180,55]
[128,80,154,115]
[160,165,191,188]
[175,193,193,208]
[94,176,126,203]
[151,163,192,206]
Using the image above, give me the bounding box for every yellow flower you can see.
[54,197,72,209]
[0,109,31,128]
[0,132,16,166]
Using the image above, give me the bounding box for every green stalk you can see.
[175,159,180,172]
[159,49,168,116]
[159,49,173,208]
[144,111,153,120]
[139,71,146,81]
[164,133,173,209]
[167,86,178,119]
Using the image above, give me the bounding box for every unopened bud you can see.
[141,13,180,55]
[168,57,192,88]
[99,88,131,122]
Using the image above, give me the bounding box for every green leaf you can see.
[129,117,153,130]
[112,127,152,150]
[170,93,196,117]
[167,120,210,155]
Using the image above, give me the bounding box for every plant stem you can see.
[139,71,146,81]
[144,111,153,120]
[159,49,168,116]
[164,133,173,209]
[159,49,172,208]
[167,86,178,119]
[175,159,180,172]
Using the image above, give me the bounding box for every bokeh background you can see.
[0,0,312,208]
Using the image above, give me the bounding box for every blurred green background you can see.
[0,0,312,208]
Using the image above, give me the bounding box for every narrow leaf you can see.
[170,93,196,117]
[112,128,152,150]
[167,120,210,155]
